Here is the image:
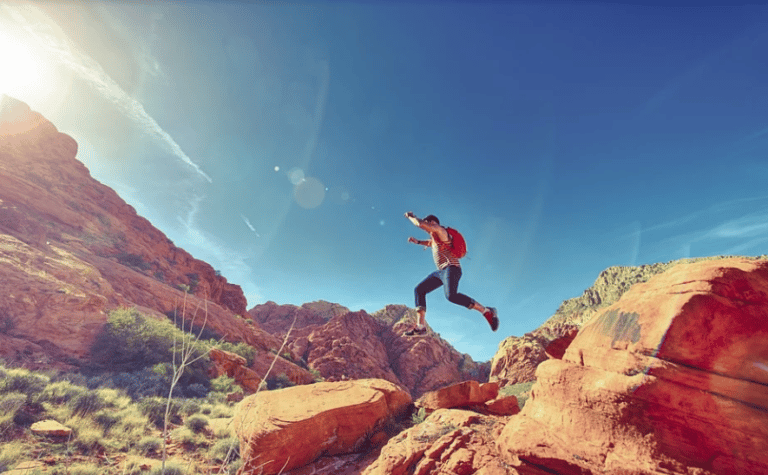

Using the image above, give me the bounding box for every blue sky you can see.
[2,2,768,361]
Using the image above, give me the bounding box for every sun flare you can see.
[0,22,54,101]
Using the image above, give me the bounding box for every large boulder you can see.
[232,379,412,475]
[497,258,768,474]
[416,380,498,412]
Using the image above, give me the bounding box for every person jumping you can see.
[403,211,499,336]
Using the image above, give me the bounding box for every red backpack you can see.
[446,227,467,259]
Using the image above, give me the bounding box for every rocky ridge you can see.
[249,302,490,398]
[0,95,303,380]
[490,255,768,386]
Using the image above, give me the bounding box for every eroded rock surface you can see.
[232,378,412,475]
[498,258,768,475]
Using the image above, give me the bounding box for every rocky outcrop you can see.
[249,303,491,398]
[497,257,768,474]
[232,379,412,475]
[363,409,510,475]
[208,347,315,393]
[416,381,497,411]
[0,96,278,369]
[249,300,349,334]
[490,255,768,387]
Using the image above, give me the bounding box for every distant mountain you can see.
[249,301,490,397]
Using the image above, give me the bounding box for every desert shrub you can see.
[209,403,233,419]
[71,421,106,453]
[90,308,208,371]
[93,410,120,432]
[179,399,201,416]
[170,427,200,447]
[149,462,186,475]
[185,415,209,434]
[136,436,163,455]
[40,380,86,405]
[208,437,240,465]
[139,397,182,429]
[68,391,105,416]
[411,406,427,425]
[95,387,131,408]
[88,308,212,398]
[0,392,26,416]
[209,375,237,394]
[120,456,151,475]
[500,381,535,409]
[115,406,149,433]
[215,341,256,367]
[265,373,294,390]
[309,367,323,382]
[0,368,49,399]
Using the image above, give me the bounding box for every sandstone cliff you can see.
[0,95,283,371]
[490,255,768,386]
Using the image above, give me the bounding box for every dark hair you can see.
[423,215,440,225]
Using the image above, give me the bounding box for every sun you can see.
[0,20,55,101]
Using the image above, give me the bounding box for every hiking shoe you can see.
[484,307,499,331]
[404,326,427,336]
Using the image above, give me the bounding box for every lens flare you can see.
[294,177,325,209]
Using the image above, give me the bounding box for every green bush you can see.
[93,410,120,432]
[68,391,105,416]
[215,341,256,367]
[208,437,240,464]
[411,406,427,425]
[40,380,86,405]
[0,368,49,399]
[136,436,163,455]
[88,308,212,398]
[179,399,201,416]
[139,397,182,429]
[90,308,191,372]
[500,381,535,409]
[185,415,209,434]
[209,375,237,394]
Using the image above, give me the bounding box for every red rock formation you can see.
[497,258,768,475]
[363,409,511,475]
[0,95,275,369]
[249,303,491,398]
[416,380,498,412]
[232,378,412,475]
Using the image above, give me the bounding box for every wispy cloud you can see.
[630,197,768,262]
[240,214,260,237]
[2,3,211,182]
